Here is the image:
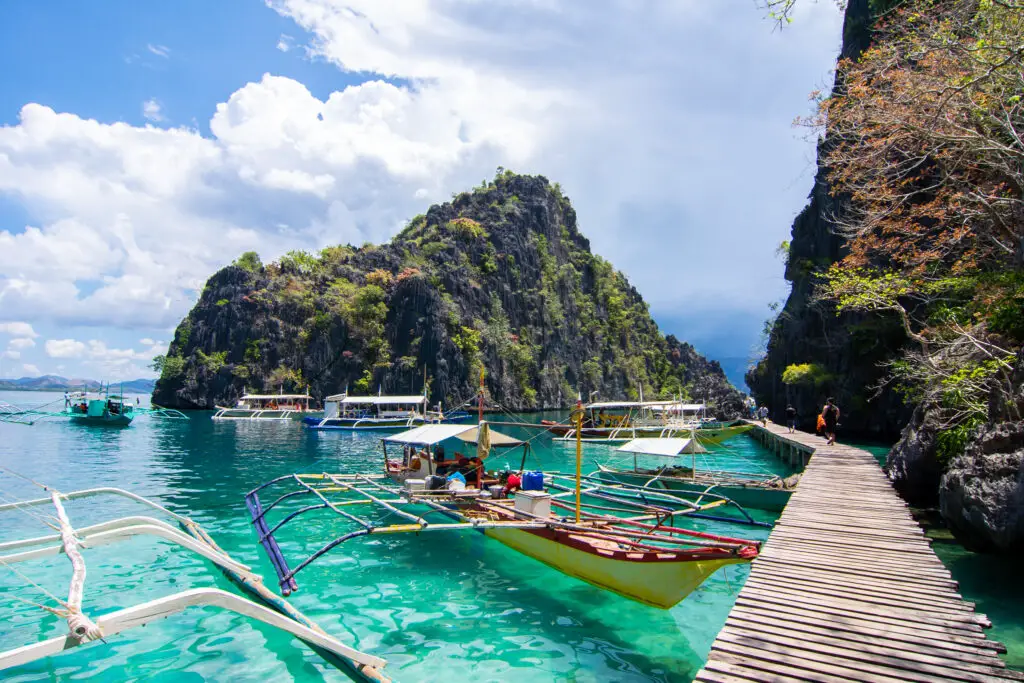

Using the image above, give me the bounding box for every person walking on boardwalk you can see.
[757,405,769,427]
[822,397,840,445]
[785,404,797,433]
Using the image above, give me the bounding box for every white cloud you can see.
[0,0,844,353]
[147,44,170,58]
[277,34,294,52]
[45,339,87,358]
[0,322,38,338]
[8,338,35,350]
[21,364,40,376]
[2,350,19,359]
[143,98,164,122]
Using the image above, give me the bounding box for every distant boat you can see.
[303,394,433,430]
[212,392,314,420]
[541,401,753,444]
[64,388,134,427]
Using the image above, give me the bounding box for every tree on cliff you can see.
[811,0,1024,458]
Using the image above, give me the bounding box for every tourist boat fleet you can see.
[245,396,771,611]
[0,376,791,675]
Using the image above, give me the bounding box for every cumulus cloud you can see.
[277,34,294,52]
[0,0,843,365]
[142,98,164,122]
[45,339,87,358]
[21,363,40,376]
[2,350,19,359]
[0,322,38,338]
[8,338,35,350]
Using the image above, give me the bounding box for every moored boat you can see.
[65,389,134,426]
[303,394,430,430]
[541,401,753,444]
[213,392,314,420]
[594,437,796,512]
[245,412,765,609]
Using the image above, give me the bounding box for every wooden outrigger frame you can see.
[246,471,769,599]
[0,487,388,681]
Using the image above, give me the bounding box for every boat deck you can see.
[695,420,1023,682]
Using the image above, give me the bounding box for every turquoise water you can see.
[0,393,784,682]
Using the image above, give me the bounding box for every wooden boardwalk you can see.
[695,421,1023,683]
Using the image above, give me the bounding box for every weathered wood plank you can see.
[722,622,1012,677]
[728,607,1006,659]
[696,422,1010,683]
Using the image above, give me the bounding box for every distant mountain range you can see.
[0,376,155,394]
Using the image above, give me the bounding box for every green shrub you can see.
[197,350,228,373]
[781,363,833,387]
[216,298,229,307]
[445,217,486,240]
[233,251,262,273]
[279,250,319,276]
[151,354,185,380]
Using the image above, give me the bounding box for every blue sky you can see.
[0,1,843,383]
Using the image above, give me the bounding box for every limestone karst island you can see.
[1,1,1022,681]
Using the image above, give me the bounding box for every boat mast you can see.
[574,394,583,523]
[477,367,485,424]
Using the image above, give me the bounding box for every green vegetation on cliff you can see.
[154,171,743,415]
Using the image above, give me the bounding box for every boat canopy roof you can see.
[648,403,706,412]
[617,437,705,456]
[586,400,704,410]
[242,394,312,400]
[384,423,523,447]
[325,394,427,405]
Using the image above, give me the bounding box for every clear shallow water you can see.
[0,394,783,682]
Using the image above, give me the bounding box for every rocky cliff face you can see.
[746,0,913,440]
[939,348,1024,553]
[153,173,744,415]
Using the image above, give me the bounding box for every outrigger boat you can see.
[64,389,134,426]
[0,385,187,427]
[0,484,387,681]
[303,394,474,431]
[213,391,314,420]
[246,407,765,610]
[541,401,753,444]
[594,437,796,512]
[303,394,428,430]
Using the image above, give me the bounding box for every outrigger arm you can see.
[0,587,385,671]
[0,487,387,677]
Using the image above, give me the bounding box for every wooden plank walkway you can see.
[695,421,1022,683]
